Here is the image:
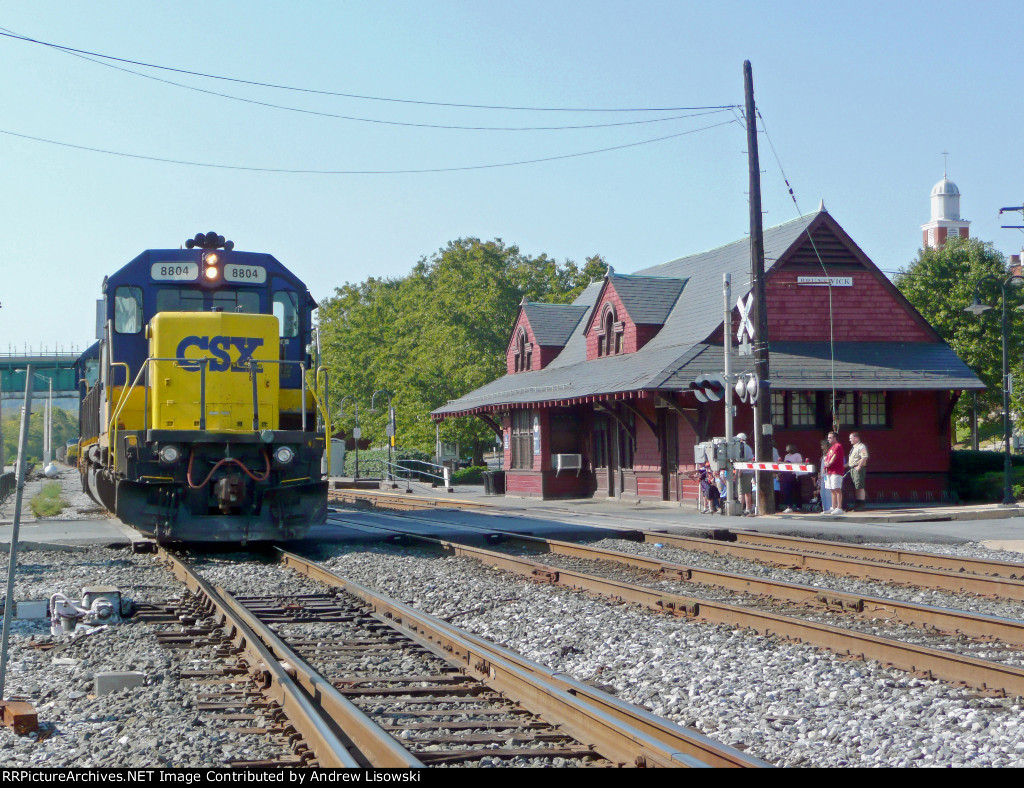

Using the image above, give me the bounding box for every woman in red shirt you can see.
[824,431,845,515]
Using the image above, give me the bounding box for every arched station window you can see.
[597,303,623,357]
[514,328,532,372]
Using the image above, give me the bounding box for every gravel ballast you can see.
[316,541,1024,768]
[0,548,295,767]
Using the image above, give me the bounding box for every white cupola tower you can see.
[921,166,970,248]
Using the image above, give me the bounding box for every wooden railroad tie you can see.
[0,701,38,735]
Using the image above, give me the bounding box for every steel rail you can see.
[322,516,1024,699]
[160,548,420,768]
[630,531,1024,600]
[726,530,1024,579]
[327,497,1024,597]
[275,548,763,768]
[326,511,1024,648]
[328,489,492,511]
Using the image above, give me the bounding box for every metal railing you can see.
[108,355,325,473]
[383,458,450,490]
[342,457,451,489]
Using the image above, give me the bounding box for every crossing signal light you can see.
[735,374,759,404]
[689,374,726,403]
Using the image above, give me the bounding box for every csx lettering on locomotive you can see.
[175,335,265,372]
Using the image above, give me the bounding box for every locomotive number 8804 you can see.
[76,232,329,543]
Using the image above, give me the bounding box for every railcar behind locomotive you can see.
[76,232,328,542]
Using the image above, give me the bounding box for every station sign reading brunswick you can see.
[796,276,853,287]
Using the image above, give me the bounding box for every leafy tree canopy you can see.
[2,406,78,466]
[895,236,1020,426]
[318,238,606,463]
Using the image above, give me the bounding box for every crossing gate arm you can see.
[737,458,815,470]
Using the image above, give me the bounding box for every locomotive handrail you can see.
[105,361,132,455]
[316,366,331,473]
[110,359,152,474]
[110,356,314,474]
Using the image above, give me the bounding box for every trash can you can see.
[491,470,505,494]
[482,471,494,495]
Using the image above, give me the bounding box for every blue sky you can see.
[1,1,1021,353]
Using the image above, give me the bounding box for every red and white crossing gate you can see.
[732,461,817,473]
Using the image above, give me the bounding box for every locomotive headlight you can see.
[274,446,295,465]
[158,445,181,465]
[203,252,219,280]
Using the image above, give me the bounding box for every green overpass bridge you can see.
[0,352,80,404]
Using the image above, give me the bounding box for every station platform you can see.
[316,482,1024,549]
[1,470,1022,550]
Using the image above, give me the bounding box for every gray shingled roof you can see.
[606,273,687,325]
[662,342,986,391]
[522,302,589,347]
[433,211,984,416]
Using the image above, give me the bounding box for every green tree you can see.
[894,236,1020,431]
[2,407,79,466]
[319,239,605,466]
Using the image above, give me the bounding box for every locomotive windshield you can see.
[114,286,144,334]
[273,291,299,337]
[156,288,260,314]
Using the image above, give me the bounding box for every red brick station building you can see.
[433,209,984,504]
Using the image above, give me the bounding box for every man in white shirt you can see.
[848,432,869,511]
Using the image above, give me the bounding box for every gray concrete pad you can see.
[0,518,136,548]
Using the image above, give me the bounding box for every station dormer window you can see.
[596,303,623,357]
[513,327,533,372]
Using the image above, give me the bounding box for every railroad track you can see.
[328,488,492,512]
[328,492,1024,599]
[324,510,1024,699]
[721,530,1024,578]
[147,547,760,768]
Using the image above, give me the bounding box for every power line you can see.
[0,25,733,132]
[755,107,839,423]
[0,29,739,114]
[32,49,735,130]
[0,118,739,175]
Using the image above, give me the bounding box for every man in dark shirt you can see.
[824,431,846,515]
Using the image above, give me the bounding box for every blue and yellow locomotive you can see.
[77,232,328,542]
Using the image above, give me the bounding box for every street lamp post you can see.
[340,396,360,479]
[32,373,53,467]
[965,273,1024,505]
[370,389,394,484]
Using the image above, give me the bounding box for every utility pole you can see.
[0,366,34,700]
[744,60,774,515]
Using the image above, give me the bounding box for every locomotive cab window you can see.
[273,291,299,337]
[213,290,260,314]
[157,289,204,312]
[114,286,144,333]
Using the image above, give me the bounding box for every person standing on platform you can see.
[817,439,831,513]
[848,432,869,511]
[735,432,754,515]
[824,431,846,515]
[781,443,803,513]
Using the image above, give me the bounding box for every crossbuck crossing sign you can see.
[737,293,756,343]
